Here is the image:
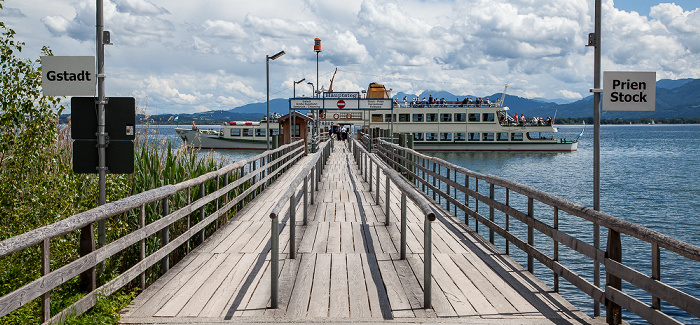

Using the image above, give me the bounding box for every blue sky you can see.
[1,0,699,114]
[616,0,697,14]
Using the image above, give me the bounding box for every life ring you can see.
[333,113,340,119]
[346,113,352,119]
[320,113,326,119]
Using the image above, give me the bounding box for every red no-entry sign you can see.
[336,100,346,108]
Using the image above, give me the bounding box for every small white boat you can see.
[176,120,280,150]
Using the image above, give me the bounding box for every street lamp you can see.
[293,78,306,98]
[266,50,285,150]
[291,78,306,143]
[307,82,315,99]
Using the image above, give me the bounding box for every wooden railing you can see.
[349,137,437,308]
[0,140,306,324]
[372,137,700,325]
[269,138,333,308]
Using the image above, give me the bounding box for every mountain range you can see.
[142,78,699,123]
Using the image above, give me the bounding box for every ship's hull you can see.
[176,128,268,150]
[412,141,578,152]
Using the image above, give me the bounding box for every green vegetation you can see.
[0,6,229,324]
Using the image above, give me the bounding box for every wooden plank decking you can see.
[120,142,598,324]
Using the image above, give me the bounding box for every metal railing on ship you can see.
[370,136,700,325]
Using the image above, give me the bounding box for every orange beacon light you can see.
[314,38,321,52]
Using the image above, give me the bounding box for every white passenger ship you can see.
[320,83,578,152]
[175,120,281,150]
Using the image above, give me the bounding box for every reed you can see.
[0,122,228,324]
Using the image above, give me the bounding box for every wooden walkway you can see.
[120,142,598,324]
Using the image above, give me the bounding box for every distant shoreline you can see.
[57,117,700,126]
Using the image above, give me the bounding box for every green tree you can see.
[0,11,67,236]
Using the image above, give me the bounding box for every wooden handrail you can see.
[0,140,306,322]
[372,137,700,324]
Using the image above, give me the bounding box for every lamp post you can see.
[292,78,306,143]
[307,82,315,99]
[266,50,285,150]
[293,78,306,98]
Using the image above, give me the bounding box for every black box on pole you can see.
[71,97,136,174]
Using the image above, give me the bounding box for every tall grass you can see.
[0,123,229,324]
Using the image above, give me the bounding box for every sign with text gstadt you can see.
[603,71,656,111]
[41,56,96,96]
[291,98,322,109]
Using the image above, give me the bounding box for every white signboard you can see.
[603,71,656,111]
[323,92,360,99]
[290,98,322,109]
[324,99,359,109]
[41,56,96,96]
[361,99,392,109]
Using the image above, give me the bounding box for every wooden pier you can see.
[120,142,595,324]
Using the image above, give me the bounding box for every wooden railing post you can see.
[400,193,407,260]
[303,174,309,226]
[139,204,146,289]
[375,164,380,204]
[527,197,534,273]
[465,175,470,228]
[606,229,622,324]
[369,157,373,192]
[79,224,95,293]
[553,207,559,292]
[424,216,432,309]
[385,175,390,226]
[271,214,279,309]
[489,183,495,244]
[289,194,296,259]
[41,238,50,322]
[199,183,206,244]
[432,162,437,201]
[652,243,661,310]
[505,188,509,255]
[446,168,451,212]
[161,195,170,275]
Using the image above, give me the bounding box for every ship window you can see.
[426,113,438,122]
[454,133,466,141]
[412,114,424,122]
[272,129,280,136]
[511,132,523,141]
[482,133,494,141]
[413,133,424,141]
[468,113,480,122]
[455,113,466,122]
[372,114,383,122]
[468,132,480,141]
[243,129,254,136]
[426,133,438,141]
[399,114,410,122]
[440,113,452,122]
[440,132,452,141]
[230,128,241,136]
[384,114,396,122]
[497,132,509,141]
[256,128,266,137]
[484,113,495,122]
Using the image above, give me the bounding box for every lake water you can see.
[151,124,700,324]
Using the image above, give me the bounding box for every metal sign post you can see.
[96,0,107,256]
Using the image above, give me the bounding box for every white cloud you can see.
[3,0,697,114]
[558,89,583,100]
